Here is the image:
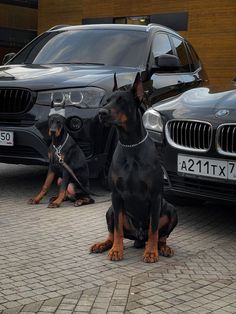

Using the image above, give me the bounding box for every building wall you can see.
[37,0,235,89]
[0,1,38,63]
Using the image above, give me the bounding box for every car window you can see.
[9,29,148,68]
[152,33,173,58]
[171,36,191,72]
[187,43,201,71]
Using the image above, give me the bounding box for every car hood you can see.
[153,87,236,124]
[0,64,142,91]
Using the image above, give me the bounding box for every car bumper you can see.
[161,145,236,204]
[164,171,236,204]
[0,126,48,165]
[0,126,107,178]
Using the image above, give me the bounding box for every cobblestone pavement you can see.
[0,163,236,314]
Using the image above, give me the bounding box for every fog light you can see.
[68,117,82,131]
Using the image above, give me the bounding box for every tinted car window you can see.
[10,29,148,68]
[152,33,173,58]
[171,36,190,72]
[187,43,201,71]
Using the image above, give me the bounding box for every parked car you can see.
[233,76,236,86]
[143,84,236,204]
[0,23,208,179]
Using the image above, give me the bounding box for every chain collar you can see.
[52,133,69,163]
[119,132,148,148]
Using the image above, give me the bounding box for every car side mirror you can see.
[2,52,16,65]
[154,54,181,72]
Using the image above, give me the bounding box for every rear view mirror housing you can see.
[154,54,181,72]
[2,52,16,65]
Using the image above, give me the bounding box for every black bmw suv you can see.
[0,23,207,178]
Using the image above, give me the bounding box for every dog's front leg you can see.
[143,194,161,263]
[48,170,69,208]
[108,193,124,261]
[90,206,114,253]
[28,171,55,204]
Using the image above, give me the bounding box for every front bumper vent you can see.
[216,124,236,156]
[165,120,213,152]
[0,88,34,114]
[167,171,236,202]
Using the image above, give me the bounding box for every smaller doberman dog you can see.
[28,101,94,208]
[91,73,178,262]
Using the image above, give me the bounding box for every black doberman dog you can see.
[91,73,178,263]
[28,102,94,208]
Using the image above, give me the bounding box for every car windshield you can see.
[10,29,148,68]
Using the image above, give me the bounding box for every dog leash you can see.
[53,143,103,197]
[52,133,69,163]
[61,161,100,196]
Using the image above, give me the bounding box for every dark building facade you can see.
[37,0,236,90]
[0,0,38,63]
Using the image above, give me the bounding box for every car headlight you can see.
[143,108,163,132]
[36,87,105,108]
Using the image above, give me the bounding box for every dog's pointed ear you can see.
[112,73,118,91]
[132,72,144,101]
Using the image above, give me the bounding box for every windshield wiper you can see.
[50,62,105,65]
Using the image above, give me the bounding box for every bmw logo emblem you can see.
[215,109,229,117]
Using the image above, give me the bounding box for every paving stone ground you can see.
[0,163,236,314]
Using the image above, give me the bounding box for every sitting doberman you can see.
[28,101,94,208]
[91,73,178,262]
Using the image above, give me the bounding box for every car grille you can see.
[167,171,236,202]
[0,143,93,162]
[0,88,34,114]
[166,120,213,151]
[216,124,236,156]
[0,145,40,158]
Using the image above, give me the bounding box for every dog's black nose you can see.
[99,108,109,120]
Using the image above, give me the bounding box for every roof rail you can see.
[48,25,71,31]
[147,23,158,30]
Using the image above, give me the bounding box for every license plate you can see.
[0,130,14,146]
[178,154,236,181]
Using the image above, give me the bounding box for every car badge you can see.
[215,109,229,117]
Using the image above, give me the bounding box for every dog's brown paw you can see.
[108,246,123,261]
[48,202,60,208]
[143,250,159,263]
[28,198,39,205]
[49,196,58,203]
[90,240,113,253]
[159,245,174,257]
[74,197,95,207]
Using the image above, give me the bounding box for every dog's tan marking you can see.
[90,232,114,253]
[159,236,174,257]
[28,172,55,204]
[48,190,66,208]
[108,211,124,261]
[48,151,52,160]
[143,220,159,263]
[159,215,169,229]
